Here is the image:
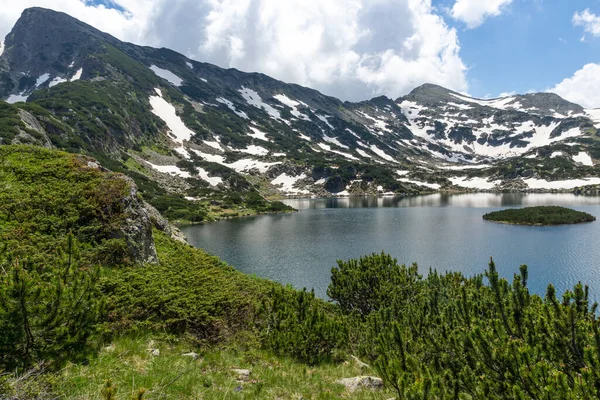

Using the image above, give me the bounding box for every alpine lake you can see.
[181,193,600,301]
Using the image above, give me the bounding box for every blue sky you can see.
[4,0,600,107]
[441,0,600,98]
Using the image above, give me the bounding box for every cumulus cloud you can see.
[549,64,600,109]
[573,9,600,37]
[451,0,513,29]
[0,0,468,101]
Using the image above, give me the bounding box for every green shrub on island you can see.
[483,205,596,225]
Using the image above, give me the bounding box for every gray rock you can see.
[336,376,384,393]
[231,369,251,381]
[117,176,158,264]
[144,201,188,244]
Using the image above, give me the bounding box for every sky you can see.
[1,0,600,108]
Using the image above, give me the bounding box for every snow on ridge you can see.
[271,173,309,194]
[274,94,310,120]
[586,109,600,128]
[573,152,594,166]
[186,62,193,69]
[0,40,4,57]
[449,93,517,110]
[149,88,194,144]
[239,87,281,121]
[150,65,183,86]
[550,151,563,158]
[216,97,249,119]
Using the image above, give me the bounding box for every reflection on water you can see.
[285,193,600,210]
[183,193,600,300]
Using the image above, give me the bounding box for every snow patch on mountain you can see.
[0,40,4,57]
[191,150,279,174]
[273,94,310,120]
[150,65,183,86]
[196,168,223,186]
[248,126,270,141]
[369,145,396,162]
[149,88,194,144]
[71,68,83,81]
[524,177,600,190]
[323,135,349,149]
[36,73,50,87]
[239,87,281,121]
[238,145,269,156]
[356,148,371,158]
[450,176,501,189]
[216,97,249,119]
[271,173,309,195]
[203,140,221,150]
[585,109,600,128]
[186,62,193,69]
[316,114,335,129]
[398,178,441,189]
[317,143,358,160]
[573,152,594,166]
[49,77,67,87]
[146,162,191,178]
[6,93,29,103]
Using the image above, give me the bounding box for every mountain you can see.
[2,7,600,210]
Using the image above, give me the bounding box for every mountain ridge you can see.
[2,7,600,205]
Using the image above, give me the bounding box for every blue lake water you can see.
[181,193,600,300]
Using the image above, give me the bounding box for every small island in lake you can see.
[483,206,596,226]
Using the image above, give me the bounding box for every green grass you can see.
[483,205,596,225]
[54,334,391,399]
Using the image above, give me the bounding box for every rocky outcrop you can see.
[117,176,159,264]
[144,201,188,244]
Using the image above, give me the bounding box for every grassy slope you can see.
[55,334,390,400]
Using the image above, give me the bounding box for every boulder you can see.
[231,369,251,382]
[336,376,384,393]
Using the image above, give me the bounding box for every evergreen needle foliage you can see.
[483,206,596,225]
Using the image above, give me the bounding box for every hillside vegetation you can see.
[3,146,600,399]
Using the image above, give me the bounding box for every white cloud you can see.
[573,9,600,37]
[498,91,516,98]
[549,64,600,109]
[451,0,513,29]
[0,0,468,101]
